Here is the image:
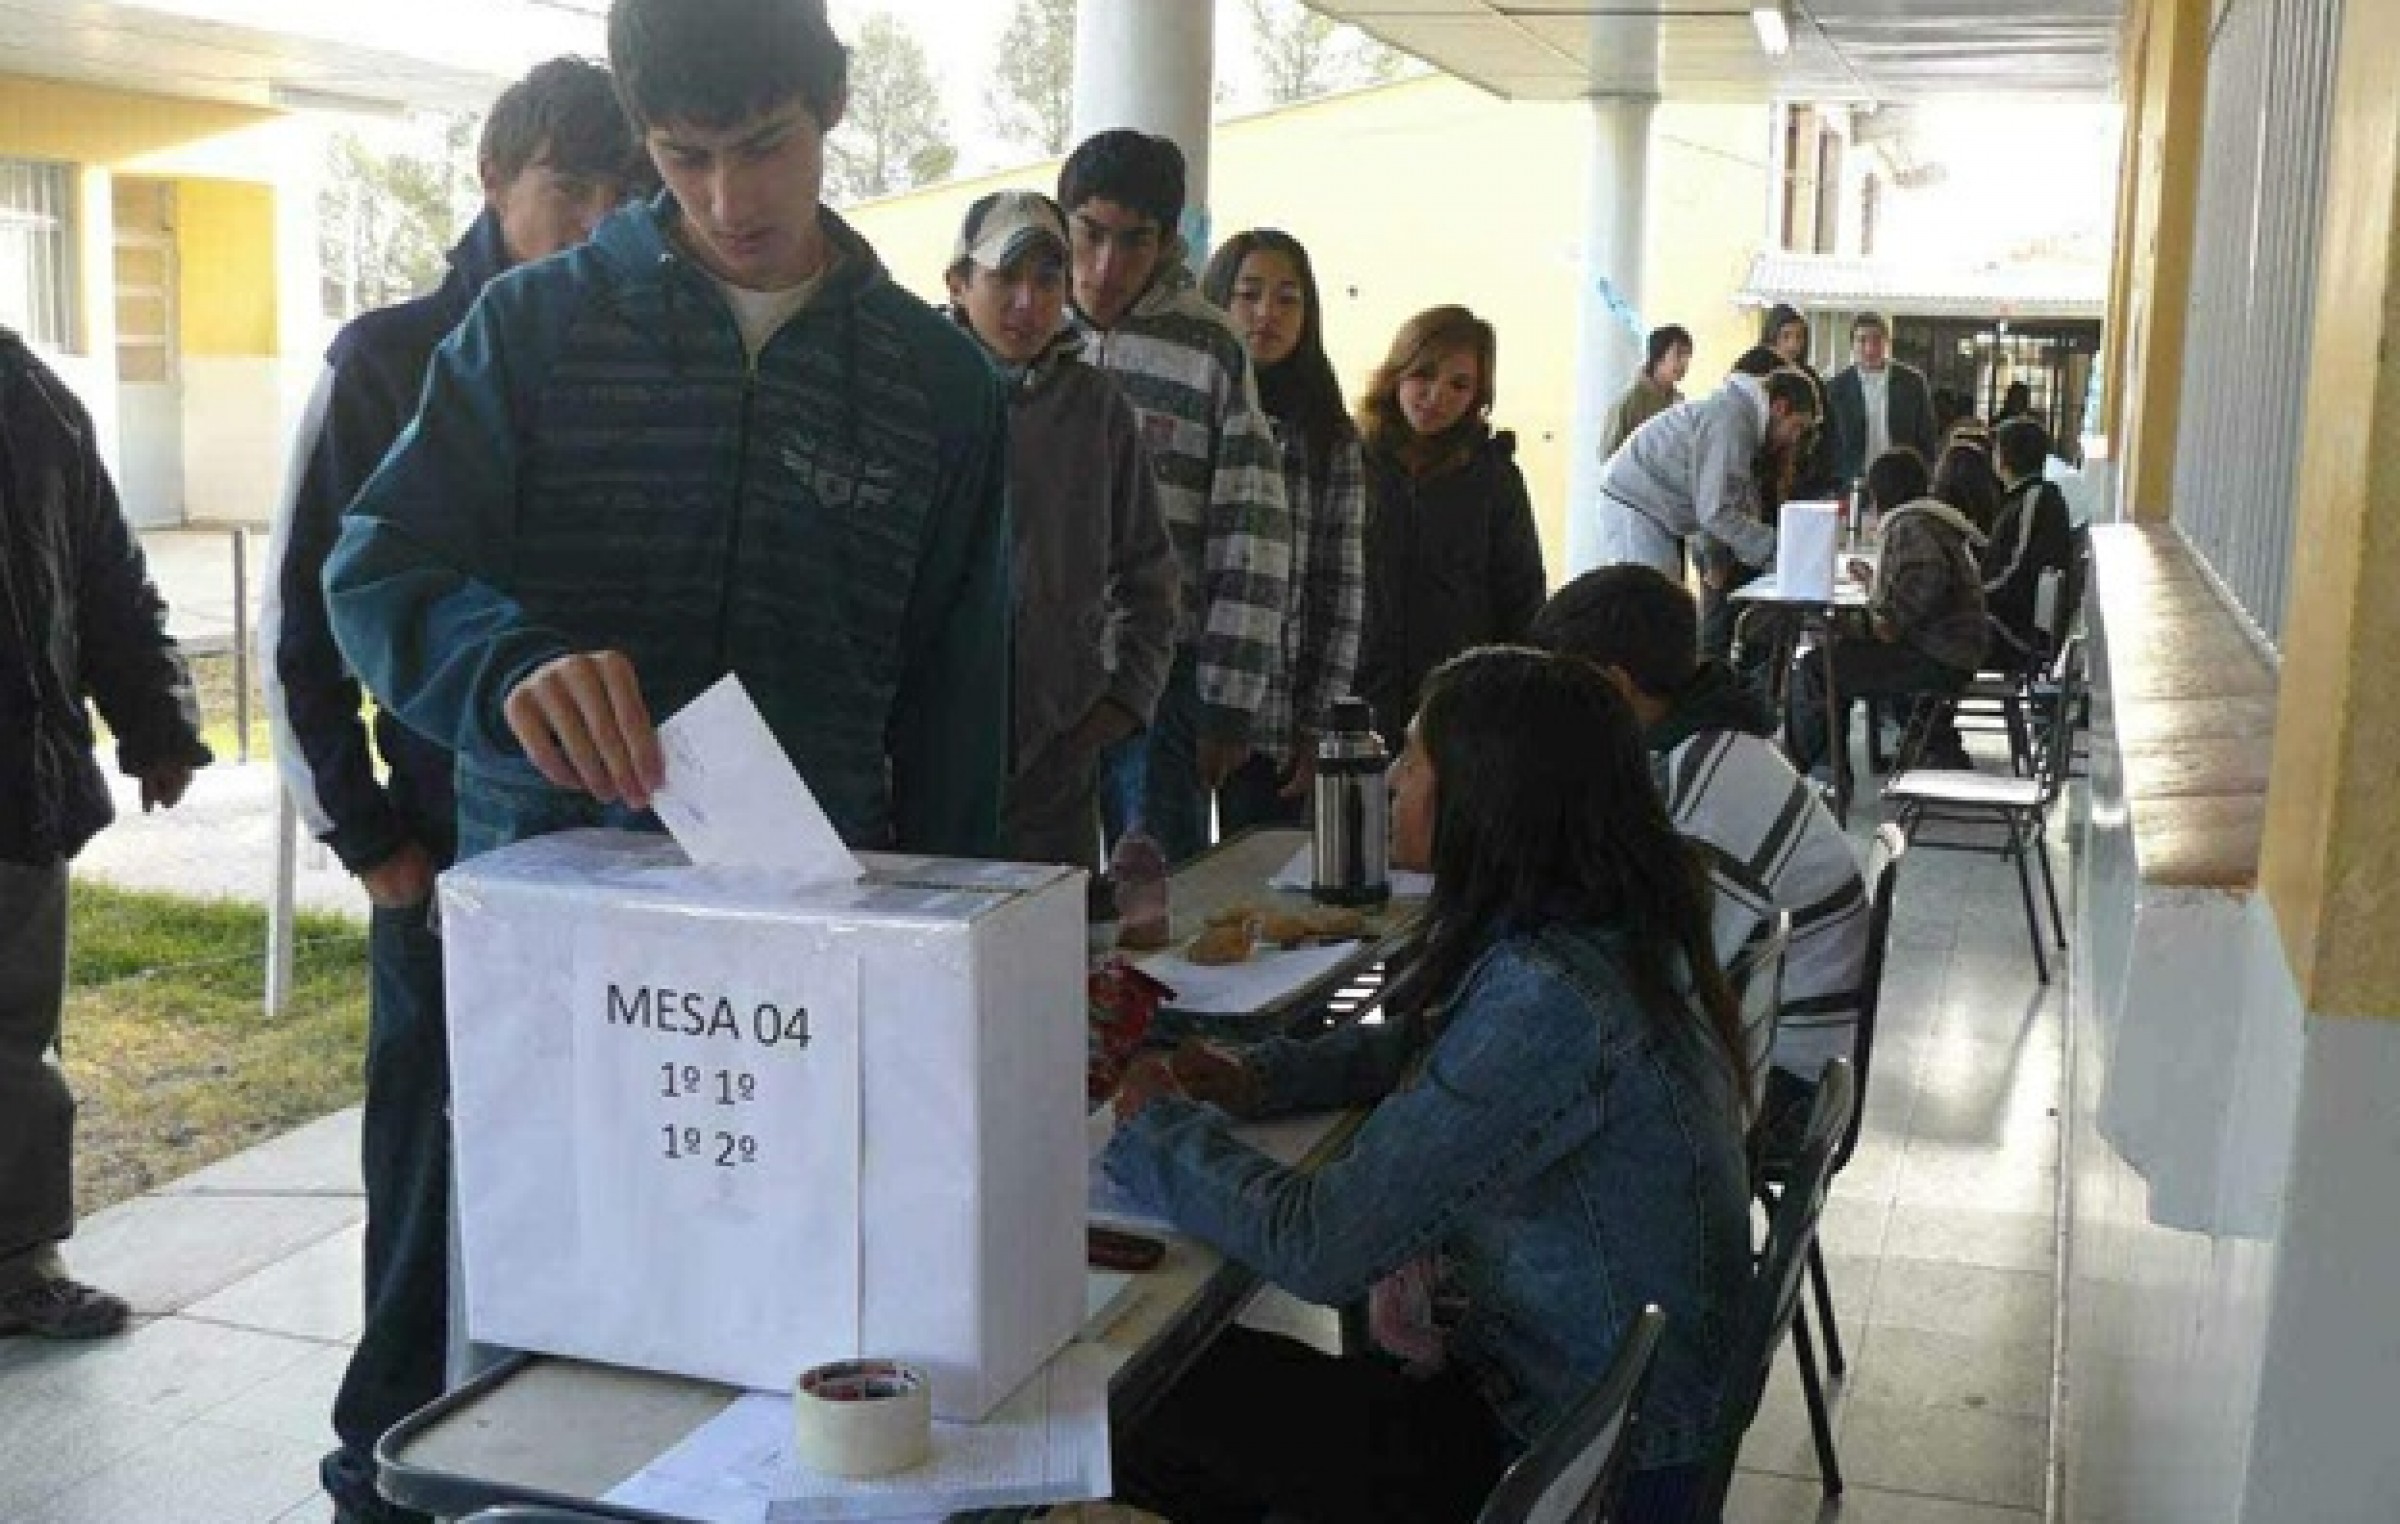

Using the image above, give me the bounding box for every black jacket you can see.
[1827,361,1939,484]
[1980,475,2076,654]
[0,330,211,865]
[263,212,508,871]
[1356,429,1548,741]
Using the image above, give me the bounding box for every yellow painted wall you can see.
[175,179,278,357]
[2108,0,2207,523]
[2261,0,2400,1020]
[0,74,287,178]
[842,77,1769,576]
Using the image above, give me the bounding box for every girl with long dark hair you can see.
[1352,305,1549,743]
[1200,230,1365,831]
[1104,648,1754,1524]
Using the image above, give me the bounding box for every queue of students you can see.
[222,4,1982,1522]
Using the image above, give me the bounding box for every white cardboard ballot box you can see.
[1776,500,1842,601]
[439,828,1088,1420]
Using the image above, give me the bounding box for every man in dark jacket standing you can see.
[0,328,210,1342]
[1826,312,1939,486]
[259,58,640,1524]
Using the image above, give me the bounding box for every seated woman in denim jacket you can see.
[1101,647,1755,1524]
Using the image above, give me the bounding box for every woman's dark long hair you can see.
[1386,648,1749,1108]
[1200,230,1357,493]
[1932,440,2004,533]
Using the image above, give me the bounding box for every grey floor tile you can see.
[1837,1401,2048,1509]
[159,1108,363,1198]
[200,1339,351,1449]
[185,1224,364,1344]
[1848,1325,2055,1418]
[1814,1196,1892,1262]
[1883,1206,2057,1273]
[0,1313,324,1425]
[1868,1259,2055,1346]
[21,1417,322,1524]
[0,1389,155,1519]
[60,1190,364,1317]
[1892,1152,2060,1215]
[1722,1469,1829,1524]
[1727,1354,1833,1481]
[272,1497,337,1523]
[1827,1141,1903,1204]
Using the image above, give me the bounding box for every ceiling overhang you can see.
[1301,3,2124,104]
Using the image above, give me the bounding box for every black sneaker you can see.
[0,1276,131,1339]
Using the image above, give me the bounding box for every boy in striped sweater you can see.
[1534,565,1872,1151]
[1060,130,1292,865]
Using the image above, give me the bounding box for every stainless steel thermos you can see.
[1312,697,1391,907]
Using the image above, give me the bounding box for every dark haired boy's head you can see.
[1529,565,1699,708]
[1646,324,1693,387]
[1762,302,1811,364]
[1731,344,1782,378]
[1058,130,1185,329]
[1762,368,1818,455]
[478,57,643,265]
[1865,447,1930,511]
[608,0,849,292]
[609,0,848,133]
[1994,416,2052,483]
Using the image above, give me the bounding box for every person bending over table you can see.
[1787,448,1987,775]
[1100,647,1754,1524]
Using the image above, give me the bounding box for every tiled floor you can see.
[0,802,2071,1524]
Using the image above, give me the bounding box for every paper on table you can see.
[1138,939,1369,1016]
[1267,842,1434,900]
[1776,500,1841,601]
[652,674,863,882]
[602,1342,1112,1524]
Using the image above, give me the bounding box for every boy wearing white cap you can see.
[947,190,1179,869]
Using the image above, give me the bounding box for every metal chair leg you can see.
[2035,829,2068,949]
[2009,817,2051,984]
[1791,1301,1846,1496]
[1807,1241,1847,1377]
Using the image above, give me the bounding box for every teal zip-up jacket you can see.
[325,199,1011,860]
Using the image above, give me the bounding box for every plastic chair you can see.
[1472,1305,1668,1524]
[1884,638,2081,982]
[1699,1059,1859,1514]
[1756,826,1906,1391]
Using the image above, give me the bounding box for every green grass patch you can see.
[65,882,370,1213]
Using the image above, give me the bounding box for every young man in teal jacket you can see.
[327,0,1011,863]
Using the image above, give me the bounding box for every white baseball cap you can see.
[954,190,1069,272]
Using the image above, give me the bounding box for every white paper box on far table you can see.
[439,828,1088,1420]
[1775,500,1842,601]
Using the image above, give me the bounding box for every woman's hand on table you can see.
[1114,1041,1264,1123]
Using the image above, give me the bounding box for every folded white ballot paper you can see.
[1775,500,1842,602]
[651,674,863,881]
[602,1341,1114,1524]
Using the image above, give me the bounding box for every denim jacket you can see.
[1101,919,1752,1469]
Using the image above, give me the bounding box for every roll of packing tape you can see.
[792,1359,933,1478]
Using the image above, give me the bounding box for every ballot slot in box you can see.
[439,828,1088,1421]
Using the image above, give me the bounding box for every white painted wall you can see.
[178,356,318,525]
[2064,589,2400,1521]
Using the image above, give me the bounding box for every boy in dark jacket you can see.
[0,329,209,1343]
[945,189,1179,869]
[327,0,1012,865]
[1790,448,1987,773]
[260,57,642,1524]
[1985,417,2079,659]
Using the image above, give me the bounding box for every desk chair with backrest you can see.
[1701,1059,1858,1512]
[1885,637,2081,983]
[1473,1304,1667,1524]
[1754,826,1906,1412]
[1724,910,1792,1123]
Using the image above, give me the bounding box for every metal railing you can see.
[2166,0,2343,649]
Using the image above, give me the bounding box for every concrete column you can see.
[1562,98,1656,578]
[1070,0,1217,251]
